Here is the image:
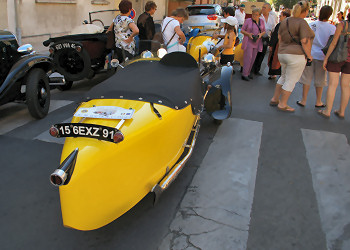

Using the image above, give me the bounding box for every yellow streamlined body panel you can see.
[187,36,218,62]
[58,99,197,230]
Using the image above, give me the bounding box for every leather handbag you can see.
[322,21,349,63]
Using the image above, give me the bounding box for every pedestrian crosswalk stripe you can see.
[159,118,263,250]
[34,118,72,144]
[0,100,73,135]
[302,129,350,250]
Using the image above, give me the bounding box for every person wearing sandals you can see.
[318,12,350,119]
[270,1,314,112]
[161,8,188,53]
[296,5,335,108]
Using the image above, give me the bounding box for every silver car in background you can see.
[183,4,223,33]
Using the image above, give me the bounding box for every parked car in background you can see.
[0,30,52,119]
[43,10,119,91]
[183,4,223,33]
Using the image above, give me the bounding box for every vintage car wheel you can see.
[53,47,91,81]
[25,68,51,119]
[57,80,73,91]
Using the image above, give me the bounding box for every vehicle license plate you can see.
[191,26,204,29]
[53,123,118,142]
[52,42,78,51]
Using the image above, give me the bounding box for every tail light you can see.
[207,14,217,21]
[113,131,124,143]
[49,126,59,137]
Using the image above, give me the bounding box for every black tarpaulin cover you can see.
[85,53,203,114]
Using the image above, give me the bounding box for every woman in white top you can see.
[297,5,336,108]
[161,8,188,53]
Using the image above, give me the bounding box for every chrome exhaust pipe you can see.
[50,148,79,186]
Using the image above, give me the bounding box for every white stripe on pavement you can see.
[302,129,350,250]
[34,118,72,144]
[159,118,263,250]
[0,100,73,135]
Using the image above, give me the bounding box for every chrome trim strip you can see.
[152,115,200,201]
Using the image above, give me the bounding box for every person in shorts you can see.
[297,5,335,108]
[318,12,350,119]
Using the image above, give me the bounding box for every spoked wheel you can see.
[57,80,73,91]
[25,68,51,119]
[53,46,91,81]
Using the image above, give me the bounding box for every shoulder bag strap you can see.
[162,19,177,46]
[254,19,262,33]
[286,19,301,45]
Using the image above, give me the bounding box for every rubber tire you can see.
[53,46,91,81]
[25,68,51,119]
[57,80,73,91]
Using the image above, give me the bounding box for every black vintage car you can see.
[0,30,52,119]
[42,10,119,90]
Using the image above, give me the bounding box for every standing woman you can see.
[267,9,291,79]
[297,5,335,108]
[240,8,266,81]
[319,13,350,119]
[217,16,237,66]
[270,1,314,112]
[108,0,139,62]
[161,8,188,53]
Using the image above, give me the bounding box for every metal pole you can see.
[14,0,21,45]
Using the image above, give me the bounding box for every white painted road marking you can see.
[34,118,72,144]
[0,100,73,135]
[302,129,350,250]
[159,118,263,250]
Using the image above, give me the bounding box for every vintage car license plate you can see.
[52,42,78,51]
[53,123,118,142]
[191,26,204,29]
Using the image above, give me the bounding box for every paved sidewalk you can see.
[159,118,263,250]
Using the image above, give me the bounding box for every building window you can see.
[35,0,77,3]
[91,0,110,4]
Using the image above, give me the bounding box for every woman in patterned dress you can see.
[108,0,139,62]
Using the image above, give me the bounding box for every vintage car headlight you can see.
[202,53,216,63]
[157,48,167,59]
[141,51,154,58]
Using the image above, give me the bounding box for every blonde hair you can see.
[292,1,310,17]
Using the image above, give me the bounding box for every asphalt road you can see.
[1,61,349,250]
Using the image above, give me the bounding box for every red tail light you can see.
[49,126,59,137]
[207,14,217,21]
[113,131,124,143]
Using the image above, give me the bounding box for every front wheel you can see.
[25,68,51,119]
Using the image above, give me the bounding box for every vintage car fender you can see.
[0,54,52,103]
